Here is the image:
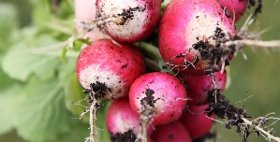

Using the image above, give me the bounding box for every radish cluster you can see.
[74,0,248,141]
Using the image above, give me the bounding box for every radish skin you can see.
[76,39,145,99]
[181,71,227,105]
[96,0,161,42]
[151,121,192,142]
[180,105,213,139]
[129,72,187,125]
[159,0,236,74]
[217,0,248,22]
[75,0,109,41]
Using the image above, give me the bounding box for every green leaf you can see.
[61,58,89,123]
[0,56,20,135]
[2,42,60,81]
[64,74,87,118]
[96,101,111,142]
[73,38,90,51]
[60,57,85,118]
[31,0,52,27]
[60,38,89,62]
[0,3,18,52]
[0,56,16,90]
[0,85,21,135]
[0,4,17,34]
[12,77,71,142]
[60,47,68,62]
[55,121,89,142]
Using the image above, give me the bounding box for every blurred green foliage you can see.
[0,0,280,142]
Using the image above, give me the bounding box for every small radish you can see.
[74,0,109,41]
[107,98,154,141]
[217,0,248,22]
[159,0,236,74]
[151,121,192,142]
[180,104,213,139]
[181,71,227,105]
[129,72,187,125]
[76,39,145,99]
[95,0,161,42]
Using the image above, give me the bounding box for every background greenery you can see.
[0,0,279,142]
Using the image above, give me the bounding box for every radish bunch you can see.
[74,0,250,141]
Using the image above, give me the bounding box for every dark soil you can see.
[141,89,157,108]
[192,27,234,73]
[116,6,146,25]
[84,81,112,102]
[96,5,146,28]
[111,130,137,142]
[206,90,252,142]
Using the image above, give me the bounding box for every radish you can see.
[217,0,248,22]
[129,72,187,125]
[151,121,192,142]
[76,39,144,142]
[107,98,154,141]
[95,0,161,42]
[159,0,236,74]
[74,0,109,41]
[76,39,145,99]
[181,71,227,105]
[180,104,213,139]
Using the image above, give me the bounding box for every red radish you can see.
[74,0,109,41]
[129,72,187,125]
[159,0,236,74]
[180,105,213,139]
[96,0,161,42]
[151,121,192,142]
[181,71,227,105]
[217,0,248,22]
[107,98,140,136]
[107,98,154,141]
[76,39,144,99]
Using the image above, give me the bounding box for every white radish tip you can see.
[79,65,125,99]
[186,11,232,47]
[96,0,149,40]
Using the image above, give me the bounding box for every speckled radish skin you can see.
[181,71,227,105]
[129,72,187,125]
[107,99,139,135]
[96,0,161,42]
[159,0,236,74]
[179,105,213,139]
[151,121,192,142]
[107,99,142,135]
[217,0,248,22]
[76,39,145,99]
[74,0,109,42]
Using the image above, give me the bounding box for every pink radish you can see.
[74,0,109,41]
[107,98,154,141]
[95,0,161,42]
[180,104,213,139]
[129,72,187,125]
[181,71,227,105]
[159,0,236,74]
[76,39,145,99]
[217,0,248,22]
[151,121,192,142]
